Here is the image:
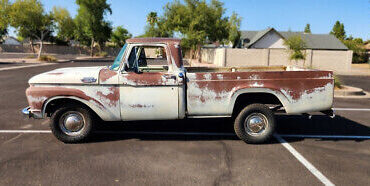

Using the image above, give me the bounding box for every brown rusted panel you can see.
[126,38,181,44]
[189,70,332,81]
[187,70,333,103]
[122,72,177,86]
[168,43,183,68]
[99,68,118,82]
[26,86,107,110]
[96,87,119,107]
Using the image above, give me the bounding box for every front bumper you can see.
[22,106,43,119]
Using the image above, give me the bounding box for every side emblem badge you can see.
[81,77,97,83]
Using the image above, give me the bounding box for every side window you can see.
[139,46,169,72]
[127,46,169,72]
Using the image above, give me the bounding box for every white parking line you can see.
[0,63,56,71]
[0,130,51,133]
[333,108,370,111]
[274,134,335,186]
[279,134,370,139]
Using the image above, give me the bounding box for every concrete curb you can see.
[0,63,56,71]
[334,85,370,99]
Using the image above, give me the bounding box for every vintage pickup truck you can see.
[23,38,334,143]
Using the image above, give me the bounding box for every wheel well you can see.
[232,93,284,117]
[44,98,99,119]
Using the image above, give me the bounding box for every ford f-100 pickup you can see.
[23,38,334,143]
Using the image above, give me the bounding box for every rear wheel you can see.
[234,104,275,144]
[50,106,94,143]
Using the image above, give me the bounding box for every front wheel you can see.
[234,104,275,144]
[50,106,94,143]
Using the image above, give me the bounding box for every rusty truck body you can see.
[23,38,334,143]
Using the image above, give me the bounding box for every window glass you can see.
[110,44,127,70]
[139,46,168,72]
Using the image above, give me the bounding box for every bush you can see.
[283,35,307,62]
[26,55,36,59]
[334,75,342,89]
[94,51,108,57]
[38,55,57,62]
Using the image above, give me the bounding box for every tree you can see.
[75,0,112,56]
[111,26,132,47]
[284,35,307,65]
[162,0,230,59]
[147,12,158,27]
[330,21,346,40]
[304,23,311,33]
[142,12,172,38]
[228,12,242,48]
[343,37,368,63]
[0,0,11,41]
[52,6,76,42]
[9,0,54,59]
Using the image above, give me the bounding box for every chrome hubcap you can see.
[59,112,85,136]
[244,113,268,136]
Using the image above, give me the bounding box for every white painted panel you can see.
[120,86,179,120]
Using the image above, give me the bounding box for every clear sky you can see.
[11,0,370,40]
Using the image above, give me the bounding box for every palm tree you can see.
[147,12,158,27]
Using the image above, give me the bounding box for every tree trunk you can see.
[98,42,102,53]
[90,38,94,57]
[38,40,43,60]
[30,40,35,53]
[196,45,201,63]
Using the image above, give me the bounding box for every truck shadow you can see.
[90,114,370,144]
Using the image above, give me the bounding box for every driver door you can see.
[119,45,180,121]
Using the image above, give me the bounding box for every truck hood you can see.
[29,66,105,84]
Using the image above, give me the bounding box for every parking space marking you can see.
[0,130,51,133]
[333,108,370,111]
[274,134,335,186]
[0,63,56,71]
[0,130,339,185]
[279,134,370,139]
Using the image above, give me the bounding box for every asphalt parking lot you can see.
[0,62,369,185]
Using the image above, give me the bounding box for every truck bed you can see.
[185,66,334,116]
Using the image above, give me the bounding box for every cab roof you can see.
[126,37,181,44]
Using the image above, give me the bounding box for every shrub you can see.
[334,75,342,89]
[38,55,57,62]
[283,35,307,63]
[26,55,36,59]
[95,51,108,57]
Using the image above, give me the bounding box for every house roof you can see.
[240,28,348,50]
[3,36,20,42]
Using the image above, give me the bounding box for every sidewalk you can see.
[337,64,370,76]
[0,53,114,64]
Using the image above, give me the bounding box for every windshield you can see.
[110,44,127,70]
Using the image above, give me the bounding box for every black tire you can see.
[234,104,275,144]
[50,106,94,143]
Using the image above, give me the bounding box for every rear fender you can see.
[229,88,290,113]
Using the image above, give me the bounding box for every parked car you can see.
[23,38,335,143]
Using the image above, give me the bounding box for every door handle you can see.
[162,74,177,80]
